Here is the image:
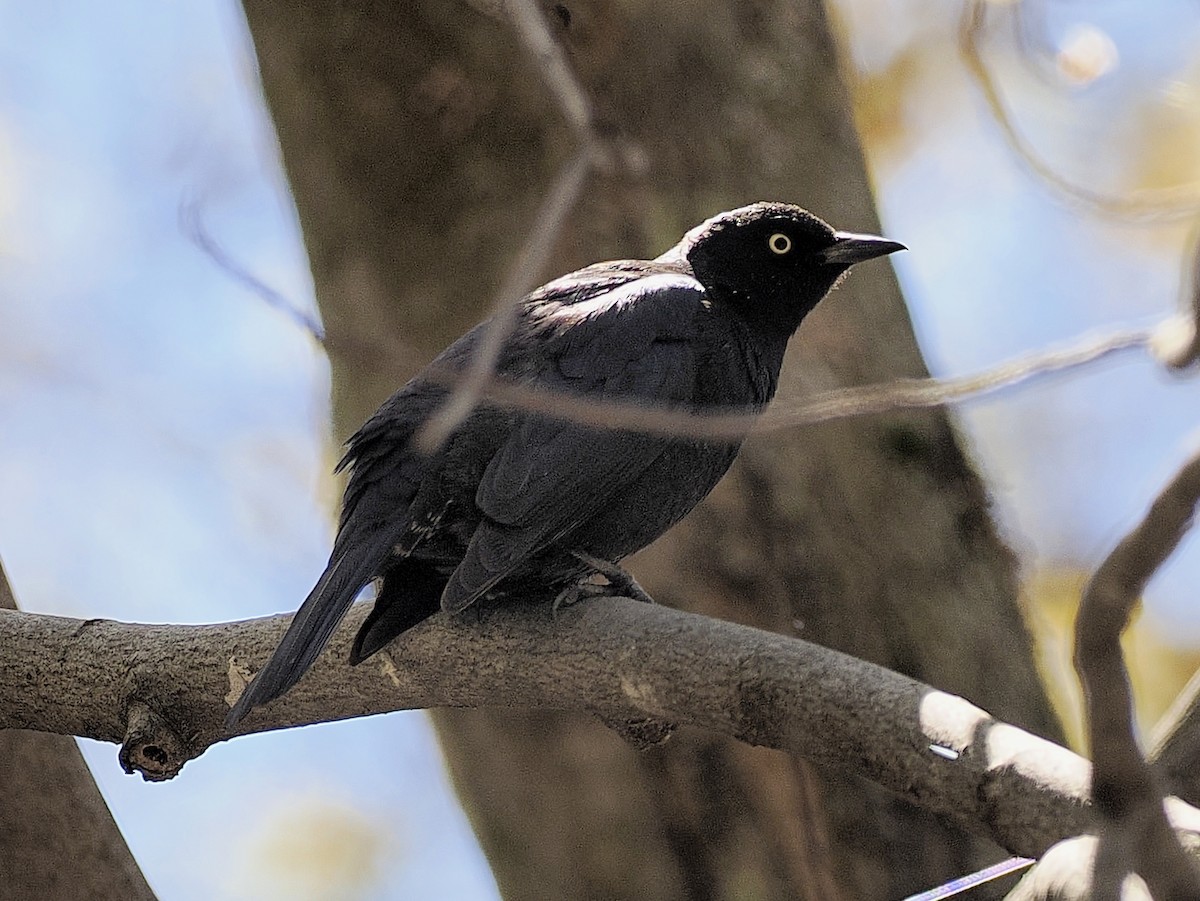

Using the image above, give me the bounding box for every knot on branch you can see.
[1150,314,1200,371]
[118,701,189,782]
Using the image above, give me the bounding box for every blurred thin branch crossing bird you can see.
[415,0,617,453]
[448,323,1165,441]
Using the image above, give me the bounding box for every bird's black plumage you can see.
[226,202,904,727]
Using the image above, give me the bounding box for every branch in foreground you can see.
[1071,448,1200,898]
[1006,448,1200,899]
[5,597,1200,859]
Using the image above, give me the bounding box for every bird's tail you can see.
[225,529,398,729]
[349,559,446,664]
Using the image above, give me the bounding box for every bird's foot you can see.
[551,579,610,616]
[568,551,656,604]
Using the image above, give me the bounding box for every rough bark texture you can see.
[238,1,1063,897]
[0,560,157,901]
[0,600,1120,860]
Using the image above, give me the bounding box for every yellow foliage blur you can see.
[1026,568,1200,753]
[228,792,399,901]
[1126,67,1200,196]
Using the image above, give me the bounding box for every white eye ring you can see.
[768,233,792,254]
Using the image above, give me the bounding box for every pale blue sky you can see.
[0,2,1197,899]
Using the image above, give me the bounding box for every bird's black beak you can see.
[817,231,907,266]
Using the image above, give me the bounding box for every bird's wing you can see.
[441,274,710,612]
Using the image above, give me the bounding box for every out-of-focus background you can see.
[0,1,1196,898]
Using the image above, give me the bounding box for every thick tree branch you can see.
[5,595,1200,859]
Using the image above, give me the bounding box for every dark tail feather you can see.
[225,530,398,729]
[349,561,446,664]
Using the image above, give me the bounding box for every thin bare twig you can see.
[179,196,325,342]
[505,0,596,141]
[414,0,606,452]
[960,2,1200,222]
[413,323,1157,442]
[903,856,1034,901]
[1073,447,1200,897]
[757,325,1155,431]
[414,148,593,452]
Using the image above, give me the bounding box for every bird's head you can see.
[665,202,905,336]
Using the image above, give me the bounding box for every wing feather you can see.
[441,278,710,612]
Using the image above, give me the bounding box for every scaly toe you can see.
[569,551,657,604]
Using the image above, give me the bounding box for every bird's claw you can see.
[552,580,608,617]
[568,551,657,605]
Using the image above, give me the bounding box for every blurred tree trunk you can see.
[240,1,1063,897]
[0,560,158,901]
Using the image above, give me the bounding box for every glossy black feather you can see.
[225,202,903,728]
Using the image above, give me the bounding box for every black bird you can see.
[226,202,903,727]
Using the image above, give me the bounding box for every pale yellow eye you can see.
[768,233,792,254]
